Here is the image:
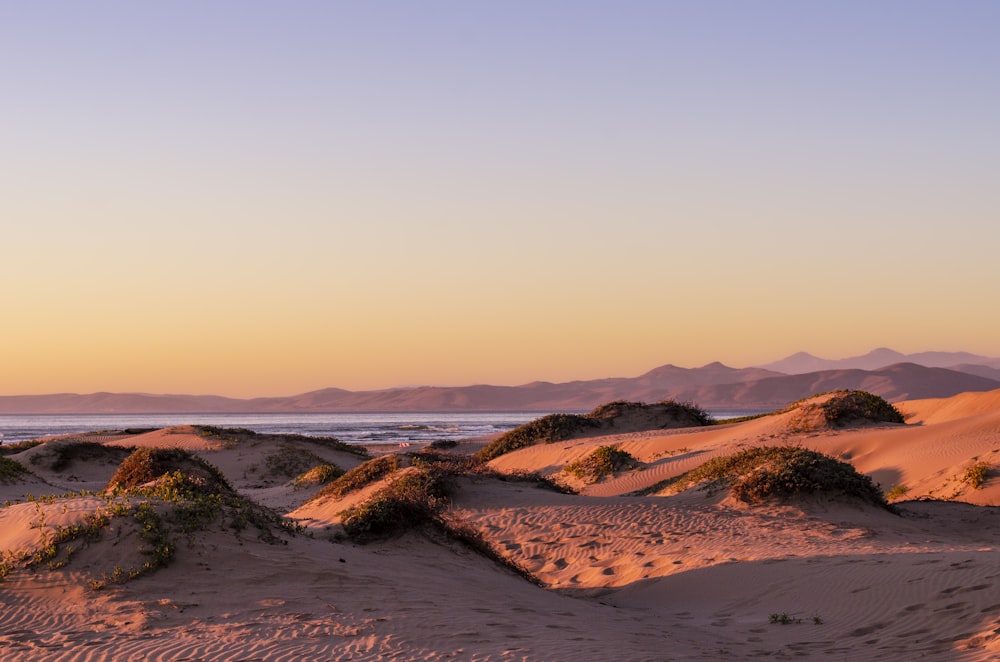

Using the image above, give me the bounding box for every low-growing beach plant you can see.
[310,454,400,502]
[106,448,232,495]
[820,390,905,426]
[564,445,640,484]
[292,463,345,488]
[475,414,597,463]
[667,446,891,509]
[962,461,991,490]
[886,484,910,501]
[340,468,450,542]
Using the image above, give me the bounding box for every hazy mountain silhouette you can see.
[1,360,998,414]
[759,347,1000,374]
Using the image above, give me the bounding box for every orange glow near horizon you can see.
[3,3,998,397]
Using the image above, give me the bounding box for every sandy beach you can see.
[3,391,1000,660]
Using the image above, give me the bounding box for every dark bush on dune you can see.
[564,445,640,484]
[340,467,451,542]
[587,399,712,426]
[309,454,400,502]
[105,448,232,496]
[668,446,890,509]
[820,390,905,427]
[476,399,712,463]
[475,414,597,463]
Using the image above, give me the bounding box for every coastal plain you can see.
[2,390,1000,660]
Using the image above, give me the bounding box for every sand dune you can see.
[2,390,1000,659]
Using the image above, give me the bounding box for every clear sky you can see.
[2,1,998,397]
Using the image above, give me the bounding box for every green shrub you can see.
[476,399,713,463]
[565,445,640,484]
[962,461,991,489]
[340,468,450,541]
[292,463,344,487]
[106,448,232,495]
[820,391,905,426]
[886,484,910,501]
[669,446,890,509]
[311,455,399,502]
[587,399,712,426]
[476,414,596,463]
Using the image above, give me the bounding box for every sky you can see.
[2,1,998,397]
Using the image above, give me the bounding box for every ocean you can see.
[0,409,764,446]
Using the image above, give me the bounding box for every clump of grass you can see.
[310,455,400,502]
[564,445,640,484]
[587,399,712,426]
[770,612,802,625]
[0,457,30,484]
[820,390,905,426]
[340,468,451,542]
[669,446,890,509]
[292,463,344,488]
[886,484,910,501]
[962,461,991,490]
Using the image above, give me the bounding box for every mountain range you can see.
[2,349,1000,414]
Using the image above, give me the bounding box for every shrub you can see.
[106,448,232,495]
[669,446,890,509]
[819,391,905,427]
[588,399,712,426]
[476,399,714,463]
[565,445,640,484]
[292,463,344,487]
[310,455,399,502]
[475,414,596,463]
[886,484,910,501]
[962,461,991,490]
[340,468,450,541]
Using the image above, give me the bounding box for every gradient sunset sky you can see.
[3,2,998,397]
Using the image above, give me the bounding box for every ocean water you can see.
[0,409,764,446]
[0,412,546,446]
